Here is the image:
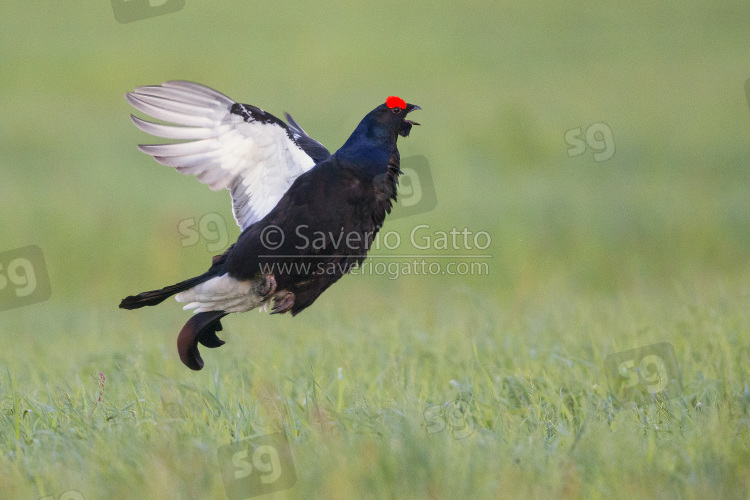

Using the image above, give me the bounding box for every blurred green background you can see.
[3,2,750,304]
[1,1,750,499]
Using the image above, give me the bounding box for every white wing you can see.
[126,81,318,230]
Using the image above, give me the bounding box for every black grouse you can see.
[119,81,420,370]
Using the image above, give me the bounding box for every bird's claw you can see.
[271,291,296,314]
[258,274,277,299]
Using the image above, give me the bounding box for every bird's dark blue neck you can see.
[335,112,396,177]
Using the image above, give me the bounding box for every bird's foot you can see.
[271,291,296,314]
[258,274,277,299]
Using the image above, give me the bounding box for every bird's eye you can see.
[391,107,402,114]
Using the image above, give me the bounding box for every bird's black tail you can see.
[177,311,228,370]
[119,272,216,310]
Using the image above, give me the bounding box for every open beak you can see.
[406,104,421,125]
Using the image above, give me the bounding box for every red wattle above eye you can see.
[386,96,406,109]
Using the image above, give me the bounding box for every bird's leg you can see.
[258,274,277,300]
[271,290,296,314]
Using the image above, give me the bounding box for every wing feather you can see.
[131,115,216,140]
[126,81,322,229]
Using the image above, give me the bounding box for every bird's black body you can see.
[227,151,402,314]
[119,82,419,370]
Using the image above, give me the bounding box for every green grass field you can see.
[2,2,750,498]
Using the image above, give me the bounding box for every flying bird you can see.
[119,81,420,370]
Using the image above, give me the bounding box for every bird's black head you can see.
[373,96,421,138]
[336,96,421,174]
